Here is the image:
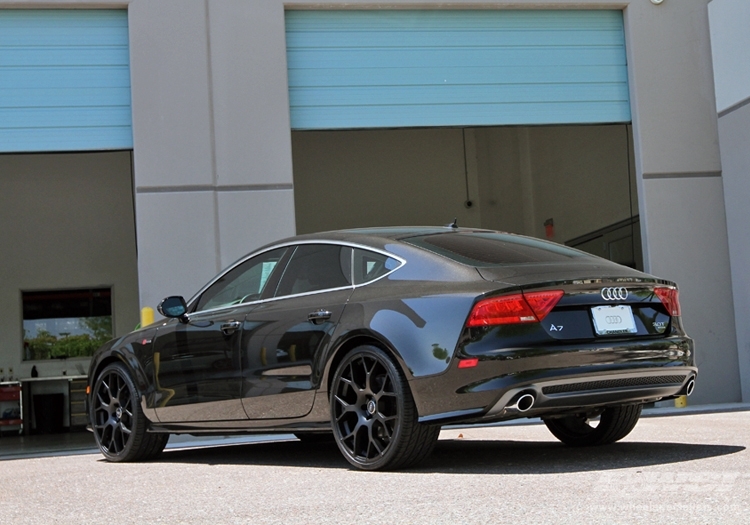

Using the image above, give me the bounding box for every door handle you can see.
[221,320,242,335]
[308,310,332,324]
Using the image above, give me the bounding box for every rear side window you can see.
[353,248,400,285]
[275,244,352,297]
[404,232,589,266]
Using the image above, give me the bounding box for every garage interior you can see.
[0,151,139,433]
[292,123,641,270]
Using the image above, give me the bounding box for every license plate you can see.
[591,305,637,335]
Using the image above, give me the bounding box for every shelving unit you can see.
[0,382,23,435]
[19,375,88,434]
[69,379,88,431]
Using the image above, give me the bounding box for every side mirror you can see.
[157,296,188,322]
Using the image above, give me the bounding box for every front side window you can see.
[275,244,352,297]
[195,247,287,312]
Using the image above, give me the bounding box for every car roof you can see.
[276,226,497,248]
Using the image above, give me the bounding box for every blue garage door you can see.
[286,10,631,130]
[0,10,132,153]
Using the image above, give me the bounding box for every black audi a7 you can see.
[87,226,696,470]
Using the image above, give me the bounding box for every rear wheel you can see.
[330,345,439,470]
[544,404,643,446]
[91,362,169,462]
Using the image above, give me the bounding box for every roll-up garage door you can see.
[286,10,630,130]
[0,10,132,152]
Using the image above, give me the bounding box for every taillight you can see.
[654,287,681,316]
[467,290,564,327]
[525,290,565,319]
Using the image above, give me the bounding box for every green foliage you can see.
[81,316,113,342]
[24,317,112,360]
[432,343,450,362]
[25,330,57,361]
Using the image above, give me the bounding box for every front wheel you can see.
[330,346,439,470]
[91,362,169,462]
[544,404,643,447]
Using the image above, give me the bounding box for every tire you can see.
[330,345,440,470]
[91,362,169,462]
[544,404,643,447]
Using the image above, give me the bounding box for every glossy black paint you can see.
[86,227,696,437]
[152,304,246,422]
[239,288,352,419]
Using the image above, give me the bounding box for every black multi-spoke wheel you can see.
[544,404,643,447]
[330,346,439,470]
[91,363,168,462]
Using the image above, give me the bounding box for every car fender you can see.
[322,293,477,384]
[88,328,160,418]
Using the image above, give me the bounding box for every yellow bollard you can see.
[675,395,688,408]
[141,306,155,327]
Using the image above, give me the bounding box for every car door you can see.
[240,243,354,419]
[152,247,288,422]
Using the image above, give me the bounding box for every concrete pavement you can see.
[1,409,748,524]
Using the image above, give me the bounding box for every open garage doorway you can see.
[286,9,640,269]
[291,123,641,270]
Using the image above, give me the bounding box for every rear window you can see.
[404,232,590,266]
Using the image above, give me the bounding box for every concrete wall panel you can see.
[135,191,217,311]
[128,0,213,188]
[643,176,740,404]
[217,190,296,268]
[208,0,294,187]
[624,0,720,177]
[718,103,750,401]
[709,0,750,113]
[128,0,297,315]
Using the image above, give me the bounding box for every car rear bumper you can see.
[410,335,696,425]
[481,368,696,419]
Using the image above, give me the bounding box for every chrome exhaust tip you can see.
[685,378,695,397]
[508,392,535,413]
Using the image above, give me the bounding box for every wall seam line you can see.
[642,171,722,180]
[136,184,295,194]
[205,0,221,273]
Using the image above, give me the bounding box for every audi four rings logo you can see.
[605,315,623,324]
[601,287,628,301]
